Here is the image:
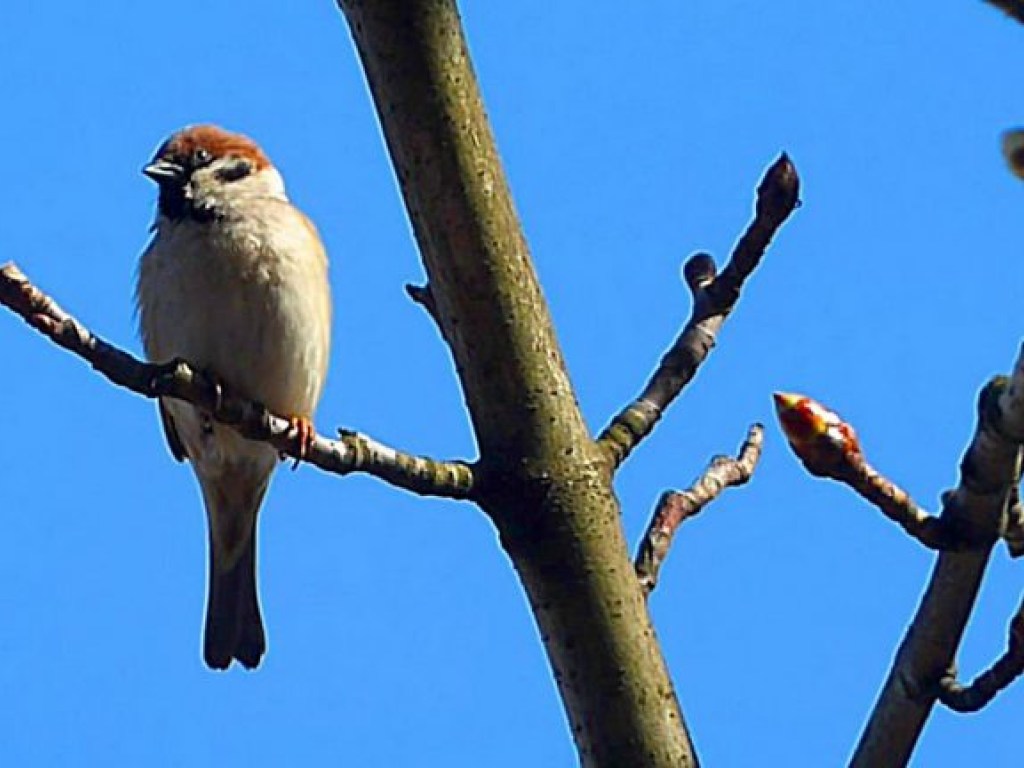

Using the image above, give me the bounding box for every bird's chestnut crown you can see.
[146,125,270,179]
[144,125,275,220]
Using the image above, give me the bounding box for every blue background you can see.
[2,1,1023,765]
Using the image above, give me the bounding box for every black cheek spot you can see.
[215,159,253,183]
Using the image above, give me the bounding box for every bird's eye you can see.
[192,148,213,167]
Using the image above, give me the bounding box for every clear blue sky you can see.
[2,1,1023,766]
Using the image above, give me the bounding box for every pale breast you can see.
[137,199,332,420]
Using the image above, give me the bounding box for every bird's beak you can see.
[143,159,186,185]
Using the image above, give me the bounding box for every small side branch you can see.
[405,282,443,328]
[848,350,1024,768]
[773,392,958,550]
[1003,484,1024,556]
[938,595,1024,713]
[635,424,764,596]
[986,0,1024,25]
[0,261,474,500]
[598,154,799,470]
[1005,130,1024,179]
[842,458,957,550]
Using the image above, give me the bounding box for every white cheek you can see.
[187,171,224,211]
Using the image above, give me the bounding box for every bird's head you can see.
[144,124,285,222]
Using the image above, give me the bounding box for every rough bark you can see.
[336,2,697,765]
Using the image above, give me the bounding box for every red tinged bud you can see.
[773,392,862,478]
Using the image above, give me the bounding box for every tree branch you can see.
[938,593,1024,713]
[635,424,764,597]
[0,261,474,500]
[598,154,799,470]
[1002,483,1024,556]
[985,0,1024,25]
[336,2,699,765]
[404,282,443,328]
[774,392,959,551]
[842,458,957,550]
[849,349,1024,768]
[1004,130,1024,182]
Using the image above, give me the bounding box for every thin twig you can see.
[0,261,475,500]
[774,392,959,550]
[986,0,1024,25]
[938,594,1024,713]
[1003,484,1024,556]
[405,282,442,326]
[849,351,1024,768]
[635,424,764,596]
[597,154,799,470]
[837,455,957,551]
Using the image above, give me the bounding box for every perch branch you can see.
[598,154,799,470]
[938,594,1024,712]
[0,261,474,500]
[849,349,1024,768]
[635,424,764,596]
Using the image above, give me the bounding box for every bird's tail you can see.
[200,467,269,670]
[205,528,265,670]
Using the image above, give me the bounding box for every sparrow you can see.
[135,125,332,669]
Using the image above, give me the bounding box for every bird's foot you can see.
[287,415,316,470]
[189,365,226,414]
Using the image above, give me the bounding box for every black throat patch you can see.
[157,186,220,223]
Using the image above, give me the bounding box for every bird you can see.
[135,125,332,669]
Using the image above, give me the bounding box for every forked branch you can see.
[848,352,1024,768]
[598,154,799,470]
[938,593,1024,713]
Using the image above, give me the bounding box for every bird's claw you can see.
[288,416,316,470]
[197,365,224,413]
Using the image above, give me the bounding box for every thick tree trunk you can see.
[336,2,697,765]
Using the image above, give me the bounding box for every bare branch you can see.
[405,281,455,351]
[841,457,958,550]
[337,2,698,764]
[849,349,1024,768]
[405,282,443,327]
[598,154,799,470]
[774,392,959,550]
[986,0,1024,25]
[1005,130,1024,179]
[1003,484,1024,556]
[938,595,1024,713]
[0,261,475,500]
[635,424,764,596]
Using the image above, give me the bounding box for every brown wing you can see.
[159,400,188,462]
